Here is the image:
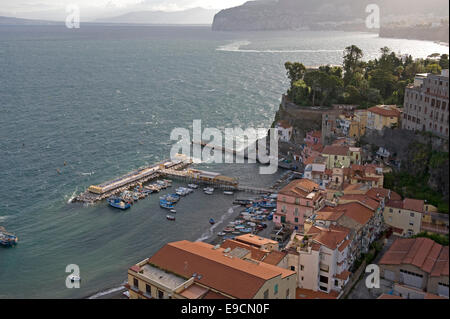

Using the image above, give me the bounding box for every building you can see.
[304,130,322,145]
[402,69,449,139]
[274,179,325,231]
[321,145,361,170]
[383,198,424,237]
[366,105,401,131]
[126,240,297,299]
[233,234,280,252]
[285,225,352,296]
[421,211,450,235]
[346,164,384,188]
[303,156,328,188]
[379,237,449,298]
[275,120,293,142]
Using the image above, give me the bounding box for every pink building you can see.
[274,179,325,231]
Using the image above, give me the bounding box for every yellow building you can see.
[367,105,401,131]
[321,145,361,170]
[126,240,296,299]
[383,198,424,237]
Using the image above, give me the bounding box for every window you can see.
[320,276,328,284]
[158,290,164,299]
[319,286,328,292]
[290,266,296,271]
[389,208,393,213]
[295,218,299,223]
[145,284,151,294]
[410,213,415,217]
[263,289,269,299]
[300,265,304,271]
[133,278,139,288]
[286,289,290,299]
[274,284,278,295]
[294,208,299,216]
[335,280,339,287]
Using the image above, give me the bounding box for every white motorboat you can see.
[223,191,234,195]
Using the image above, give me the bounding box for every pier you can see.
[73,153,278,204]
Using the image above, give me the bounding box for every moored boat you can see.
[209,218,215,225]
[166,215,176,221]
[107,197,131,210]
[223,191,234,195]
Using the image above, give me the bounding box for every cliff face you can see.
[212,0,449,32]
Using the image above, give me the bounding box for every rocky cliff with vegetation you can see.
[212,0,449,32]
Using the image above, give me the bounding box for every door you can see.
[438,283,449,297]
[399,270,423,289]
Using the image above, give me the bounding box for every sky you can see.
[0,0,249,21]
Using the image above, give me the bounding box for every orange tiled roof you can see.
[335,270,351,280]
[278,179,320,198]
[403,198,424,213]
[324,202,374,226]
[309,226,350,250]
[262,251,287,266]
[220,239,268,261]
[366,188,402,202]
[296,288,338,299]
[340,194,380,211]
[147,240,295,299]
[379,238,448,277]
[322,145,349,156]
[235,234,278,248]
[368,105,401,117]
[316,209,345,221]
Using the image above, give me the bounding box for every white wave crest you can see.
[217,41,341,53]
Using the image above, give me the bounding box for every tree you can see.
[439,54,449,70]
[343,45,364,86]
[426,63,442,74]
[285,62,306,87]
[304,71,323,106]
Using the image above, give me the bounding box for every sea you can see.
[0,24,448,298]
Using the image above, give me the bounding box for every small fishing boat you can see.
[107,197,131,210]
[209,218,216,225]
[203,187,214,193]
[170,209,177,214]
[0,227,18,247]
[232,231,241,235]
[188,184,198,189]
[166,215,176,221]
[218,232,226,237]
[204,191,214,195]
[223,227,234,233]
[160,200,175,209]
[241,228,253,233]
[223,191,234,195]
[68,274,81,283]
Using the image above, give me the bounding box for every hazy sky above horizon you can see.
[0,0,249,20]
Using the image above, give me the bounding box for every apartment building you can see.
[367,105,402,131]
[403,70,449,139]
[285,225,352,295]
[126,240,296,299]
[383,198,424,237]
[321,145,361,170]
[274,179,325,231]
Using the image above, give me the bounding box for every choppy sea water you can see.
[0,25,448,298]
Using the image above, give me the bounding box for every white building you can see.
[275,120,293,142]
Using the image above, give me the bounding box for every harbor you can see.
[73,151,280,205]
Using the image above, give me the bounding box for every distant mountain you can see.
[212,0,450,31]
[0,16,60,25]
[96,8,218,25]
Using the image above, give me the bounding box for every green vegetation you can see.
[384,171,449,214]
[284,46,448,108]
[413,232,449,246]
